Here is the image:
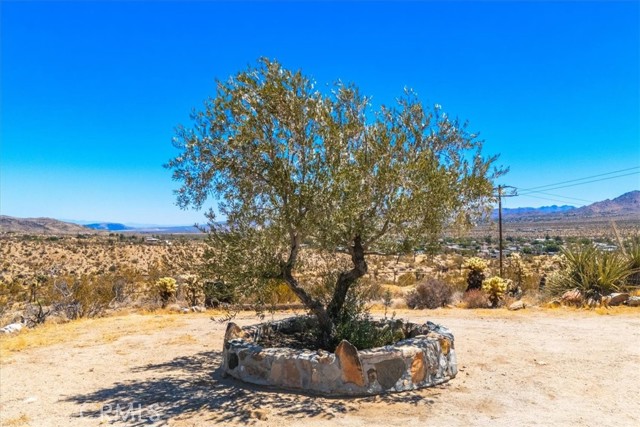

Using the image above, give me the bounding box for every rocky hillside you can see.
[502,191,639,222]
[0,216,92,234]
[569,190,640,217]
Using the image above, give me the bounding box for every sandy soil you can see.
[1,308,639,427]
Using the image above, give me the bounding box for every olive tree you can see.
[167,58,504,348]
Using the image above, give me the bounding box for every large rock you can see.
[0,322,23,334]
[626,296,640,307]
[508,300,525,311]
[561,289,583,306]
[608,293,630,306]
[224,322,245,344]
[335,340,365,387]
[374,358,405,389]
[411,352,426,383]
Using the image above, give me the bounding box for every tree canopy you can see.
[167,58,505,348]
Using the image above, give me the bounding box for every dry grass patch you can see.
[163,333,198,345]
[594,305,638,315]
[0,320,84,357]
[0,314,184,358]
[2,414,30,427]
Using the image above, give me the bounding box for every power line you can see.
[517,194,585,206]
[518,166,640,192]
[518,191,594,204]
[517,171,640,195]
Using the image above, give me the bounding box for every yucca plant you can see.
[547,245,634,300]
[625,238,640,287]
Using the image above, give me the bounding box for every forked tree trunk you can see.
[282,234,368,350]
[326,235,368,322]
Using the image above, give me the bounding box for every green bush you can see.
[330,284,400,350]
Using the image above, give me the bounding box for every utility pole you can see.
[495,185,517,277]
[498,185,503,277]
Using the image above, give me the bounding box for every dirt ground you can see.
[1,308,639,427]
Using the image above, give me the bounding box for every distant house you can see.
[145,237,160,244]
[594,242,617,252]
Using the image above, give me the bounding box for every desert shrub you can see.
[405,278,452,309]
[396,272,416,287]
[505,253,535,294]
[23,301,53,326]
[547,245,634,300]
[442,270,467,293]
[482,276,509,308]
[180,274,204,306]
[263,279,299,305]
[155,277,177,307]
[203,280,237,308]
[52,274,117,319]
[463,257,488,292]
[382,289,393,317]
[463,289,489,309]
[0,279,30,313]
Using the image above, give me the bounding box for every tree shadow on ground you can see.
[65,350,441,426]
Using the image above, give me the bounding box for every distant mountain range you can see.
[85,222,132,231]
[497,205,576,218]
[496,190,640,222]
[2,191,638,234]
[82,223,203,234]
[0,216,91,234]
[0,217,202,234]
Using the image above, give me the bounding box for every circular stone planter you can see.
[221,316,457,396]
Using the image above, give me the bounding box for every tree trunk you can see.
[282,233,368,350]
[283,272,334,348]
[281,230,335,349]
[326,235,368,323]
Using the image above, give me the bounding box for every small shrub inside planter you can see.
[406,278,452,309]
[331,286,402,350]
[463,289,489,309]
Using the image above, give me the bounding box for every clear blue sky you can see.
[2,1,639,225]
